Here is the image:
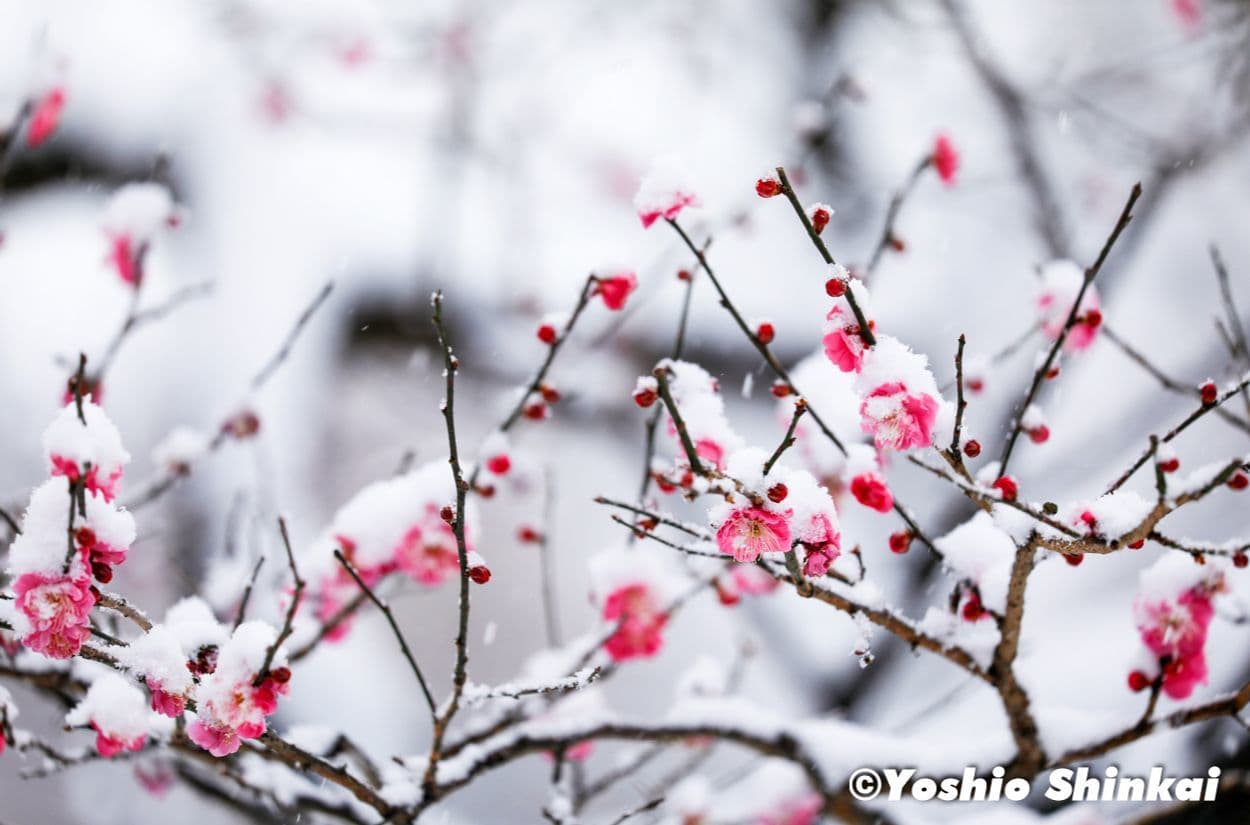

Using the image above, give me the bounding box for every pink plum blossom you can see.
[715,506,791,563]
[1037,260,1101,352]
[822,305,872,373]
[26,87,65,148]
[602,583,667,662]
[634,155,700,228]
[858,381,939,452]
[14,571,96,659]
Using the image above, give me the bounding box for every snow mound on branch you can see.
[936,512,1015,613]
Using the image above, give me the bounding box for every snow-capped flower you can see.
[590,548,683,662]
[596,272,638,311]
[190,622,290,756]
[66,675,152,757]
[856,336,946,452]
[634,155,700,228]
[1037,260,1101,352]
[932,134,959,185]
[715,506,791,563]
[102,183,181,287]
[12,571,95,659]
[43,400,130,501]
[393,513,461,585]
[122,626,195,717]
[1132,554,1226,700]
[822,300,874,373]
[26,86,66,148]
[806,202,833,234]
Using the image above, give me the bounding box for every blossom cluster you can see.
[6,401,133,659]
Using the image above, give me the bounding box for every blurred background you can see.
[2,0,1250,822]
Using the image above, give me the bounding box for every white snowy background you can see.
[1,0,1249,823]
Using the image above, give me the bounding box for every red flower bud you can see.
[1083,308,1103,328]
[536,323,558,345]
[1228,471,1249,491]
[756,322,775,345]
[755,177,781,198]
[1063,553,1084,567]
[539,383,561,404]
[440,505,455,523]
[810,207,831,234]
[992,476,1018,503]
[486,454,511,475]
[825,278,847,298]
[517,525,541,543]
[1234,552,1248,569]
[962,439,981,458]
[888,531,912,554]
[1027,425,1050,444]
[1200,381,1218,406]
[767,483,788,503]
[1127,670,1151,692]
[770,381,791,398]
[469,564,491,584]
[633,387,658,408]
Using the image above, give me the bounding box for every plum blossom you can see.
[302,462,478,643]
[822,280,875,373]
[122,625,195,717]
[657,359,743,472]
[190,621,290,756]
[715,507,790,563]
[66,674,155,757]
[7,474,135,658]
[716,564,779,605]
[856,336,948,452]
[26,86,66,147]
[1037,260,1101,352]
[932,133,959,185]
[849,472,892,513]
[595,272,637,310]
[590,547,683,662]
[12,571,95,659]
[1132,555,1226,700]
[43,400,130,501]
[101,182,182,287]
[633,154,700,228]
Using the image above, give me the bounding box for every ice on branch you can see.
[633,154,700,229]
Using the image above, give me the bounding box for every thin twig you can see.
[999,183,1141,478]
[334,549,436,717]
[253,518,303,685]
